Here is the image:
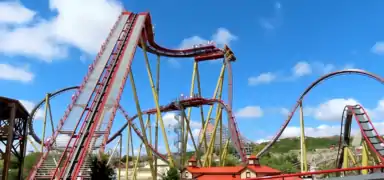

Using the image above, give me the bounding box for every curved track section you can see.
[336,106,354,169]
[351,105,384,160]
[28,86,79,144]
[138,12,225,60]
[256,69,384,158]
[28,86,246,163]
[109,97,247,163]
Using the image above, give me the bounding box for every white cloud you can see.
[250,61,354,86]
[236,106,264,118]
[19,100,44,120]
[292,61,352,78]
[255,139,270,144]
[281,124,351,138]
[179,36,208,49]
[292,61,312,77]
[0,63,34,82]
[371,42,384,55]
[0,1,35,24]
[162,112,202,129]
[162,112,179,128]
[0,20,67,60]
[305,98,359,121]
[0,0,123,60]
[248,72,276,86]
[212,28,238,46]
[190,121,202,129]
[259,98,384,141]
[179,28,237,49]
[49,0,123,54]
[281,98,384,122]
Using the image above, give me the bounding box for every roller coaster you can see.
[8,11,383,179]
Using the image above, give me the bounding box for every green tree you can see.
[224,154,240,166]
[23,152,42,175]
[162,167,180,180]
[259,153,299,173]
[120,155,133,162]
[90,154,116,180]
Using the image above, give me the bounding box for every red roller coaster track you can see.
[256,69,384,158]
[28,11,243,180]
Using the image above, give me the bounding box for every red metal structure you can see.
[27,11,243,180]
[22,9,384,180]
[0,97,29,180]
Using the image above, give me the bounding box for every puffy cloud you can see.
[162,112,179,128]
[162,112,202,129]
[258,98,384,142]
[248,72,276,86]
[249,61,352,86]
[371,42,384,55]
[292,61,312,77]
[179,36,207,49]
[179,28,237,49]
[0,1,35,24]
[305,98,359,121]
[295,98,384,122]
[281,124,346,138]
[0,0,123,60]
[292,61,352,77]
[19,100,44,120]
[0,63,34,82]
[212,28,238,46]
[235,106,264,118]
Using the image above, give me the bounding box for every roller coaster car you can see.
[194,44,236,62]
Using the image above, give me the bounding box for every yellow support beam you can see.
[132,144,143,180]
[299,101,307,172]
[204,106,223,167]
[154,54,160,180]
[179,107,201,166]
[361,142,369,175]
[118,134,122,180]
[197,64,226,151]
[183,61,198,165]
[128,70,155,177]
[221,139,230,166]
[132,118,151,180]
[27,136,39,152]
[140,38,175,167]
[41,94,49,152]
[125,124,131,180]
[195,62,208,151]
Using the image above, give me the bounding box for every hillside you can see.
[253,136,340,154]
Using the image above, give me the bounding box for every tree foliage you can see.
[162,167,180,180]
[90,154,116,180]
[223,154,240,166]
[253,136,338,154]
[120,155,133,162]
[259,153,299,173]
[251,136,339,173]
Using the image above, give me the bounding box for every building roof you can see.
[187,166,243,174]
[186,164,280,174]
[0,96,29,119]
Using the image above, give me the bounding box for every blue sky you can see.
[2,0,384,154]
